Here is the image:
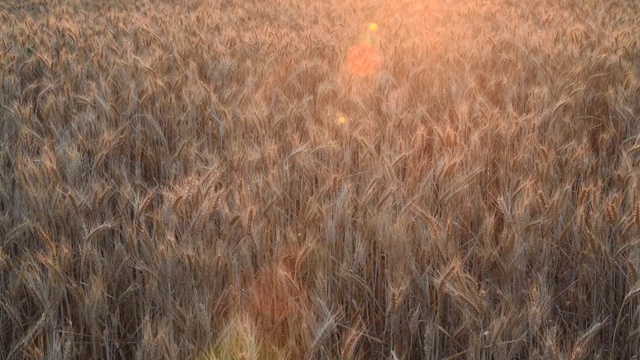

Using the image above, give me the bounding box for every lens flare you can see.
[345,43,383,78]
[344,22,383,78]
[337,115,346,124]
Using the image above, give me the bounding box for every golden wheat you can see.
[2,0,640,358]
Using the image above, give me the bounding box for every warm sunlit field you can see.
[2,0,640,358]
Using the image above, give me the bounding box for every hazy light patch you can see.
[344,22,383,78]
[345,43,383,78]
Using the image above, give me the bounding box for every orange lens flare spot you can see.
[337,115,346,124]
[345,43,383,78]
[368,22,378,32]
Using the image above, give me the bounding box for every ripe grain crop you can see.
[1,0,640,358]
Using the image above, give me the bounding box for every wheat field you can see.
[1,0,640,358]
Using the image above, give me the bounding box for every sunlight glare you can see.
[344,22,383,78]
